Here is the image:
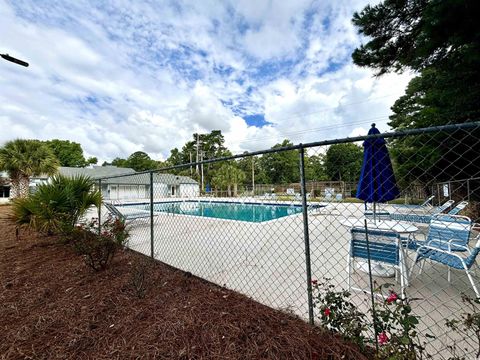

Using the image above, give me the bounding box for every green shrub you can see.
[312,278,368,350]
[72,216,129,271]
[12,175,101,235]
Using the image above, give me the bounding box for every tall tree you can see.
[0,139,59,198]
[259,140,299,184]
[174,130,232,183]
[324,143,363,182]
[45,139,96,167]
[352,0,480,182]
[352,0,479,76]
[126,151,158,172]
[305,154,328,181]
[168,148,183,167]
[108,157,128,168]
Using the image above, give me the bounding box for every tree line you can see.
[101,130,365,194]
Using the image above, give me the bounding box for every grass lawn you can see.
[0,206,368,360]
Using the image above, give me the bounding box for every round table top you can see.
[339,217,419,234]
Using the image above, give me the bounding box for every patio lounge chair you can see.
[348,228,408,297]
[410,234,480,297]
[294,193,311,201]
[104,202,151,223]
[390,199,455,223]
[447,200,469,216]
[419,195,435,208]
[396,195,435,214]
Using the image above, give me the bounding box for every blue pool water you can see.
[130,201,319,223]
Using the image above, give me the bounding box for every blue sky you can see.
[0,0,411,162]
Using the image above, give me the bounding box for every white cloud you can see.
[0,0,411,165]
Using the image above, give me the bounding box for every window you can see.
[0,186,10,198]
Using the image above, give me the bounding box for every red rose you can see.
[386,292,398,304]
[323,308,331,317]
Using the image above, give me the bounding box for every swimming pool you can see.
[127,201,321,223]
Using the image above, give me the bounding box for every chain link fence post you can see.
[150,171,154,258]
[299,146,314,325]
[98,178,102,234]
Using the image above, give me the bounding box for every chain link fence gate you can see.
[97,122,480,359]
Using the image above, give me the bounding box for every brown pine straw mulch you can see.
[0,206,370,359]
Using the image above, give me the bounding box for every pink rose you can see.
[378,332,389,345]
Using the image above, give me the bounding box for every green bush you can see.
[12,175,101,235]
[71,216,129,271]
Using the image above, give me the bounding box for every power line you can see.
[260,93,398,122]
[237,114,391,145]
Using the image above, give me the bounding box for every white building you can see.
[99,172,200,200]
[0,171,10,204]
[2,166,199,201]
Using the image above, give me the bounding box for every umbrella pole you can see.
[364,218,379,352]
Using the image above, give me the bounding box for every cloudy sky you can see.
[0,0,412,162]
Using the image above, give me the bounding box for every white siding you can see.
[153,183,169,198]
[116,185,146,200]
[179,184,199,197]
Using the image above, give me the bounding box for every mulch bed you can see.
[0,206,369,359]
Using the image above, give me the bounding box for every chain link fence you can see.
[97,122,480,358]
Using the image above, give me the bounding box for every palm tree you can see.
[0,139,59,198]
[212,164,246,197]
[231,166,246,197]
[12,175,102,234]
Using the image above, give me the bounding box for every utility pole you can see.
[252,157,255,196]
[196,134,200,176]
[200,150,205,194]
[189,151,192,176]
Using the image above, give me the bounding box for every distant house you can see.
[98,172,200,200]
[0,171,10,204]
[4,166,199,201]
[58,166,199,200]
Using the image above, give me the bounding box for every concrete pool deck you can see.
[93,198,479,357]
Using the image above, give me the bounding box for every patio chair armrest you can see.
[417,245,466,261]
[423,240,472,254]
[474,226,480,238]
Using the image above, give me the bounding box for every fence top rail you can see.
[99,121,480,180]
[435,176,480,185]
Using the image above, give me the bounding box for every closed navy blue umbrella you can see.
[355,124,400,351]
[357,123,400,209]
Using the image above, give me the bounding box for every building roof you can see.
[101,173,198,186]
[57,166,198,186]
[59,166,135,179]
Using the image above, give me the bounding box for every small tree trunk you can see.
[19,174,30,198]
[227,185,231,197]
[9,174,29,199]
[10,177,21,199]
[233,183,238,197]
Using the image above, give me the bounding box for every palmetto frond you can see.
[0,139,59,177]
